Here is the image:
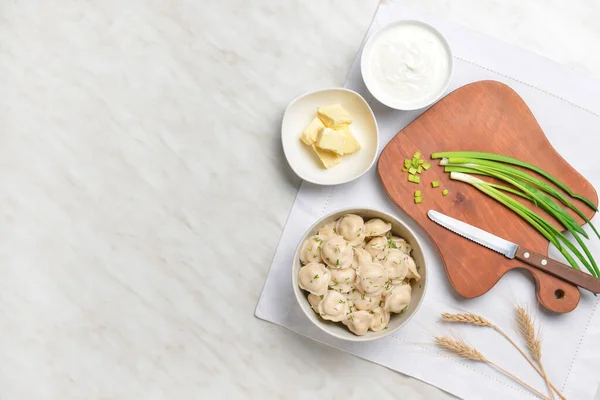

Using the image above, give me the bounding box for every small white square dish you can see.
[281,88,379,185]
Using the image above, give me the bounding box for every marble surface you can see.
[2,0,600,398]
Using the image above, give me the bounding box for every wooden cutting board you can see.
[377,80,598,313]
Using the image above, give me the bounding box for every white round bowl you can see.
[281,88,379,185]
[292,208,428,342]
[360,20,453,110]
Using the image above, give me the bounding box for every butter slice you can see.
[336,125,361,155]
[311,144,340,169]
[317,104,352,128]
[300,117,325,145]
[316,127,346,155]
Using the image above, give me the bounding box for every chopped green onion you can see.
[414,190,422,197]
[417,166,423,174]
[412,158,419,168]
[408,174,420,183]
[404,159,411,168]
[414,197,422,204]
[401,167,408,172]
[422,162,431,170]
[419,159,425,165]
[442,189,449,196]
[408,167,417,175]
[432,181,440,188]
[413,151,421,159]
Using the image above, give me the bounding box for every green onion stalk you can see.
[449,172,599,277]
[432,151,598,212]
[450,172,598,277]
[438,156,600,239]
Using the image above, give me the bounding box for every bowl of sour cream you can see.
[361,20,453,110]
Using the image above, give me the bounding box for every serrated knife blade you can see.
[426,210,600,293]
[427,210,518,259]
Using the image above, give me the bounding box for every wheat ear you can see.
[516,307,555,400]
[441,313,565,400]
[434,336,550,400]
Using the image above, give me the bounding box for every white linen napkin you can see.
[256,2,600,399]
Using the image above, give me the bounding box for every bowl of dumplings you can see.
[292,208,427,341]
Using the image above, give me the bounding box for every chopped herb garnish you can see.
[313,274,319,279]
[336,259,339,266]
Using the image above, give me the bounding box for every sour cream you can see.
[361,21,453,110]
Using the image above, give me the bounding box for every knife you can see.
[427,209,600,294]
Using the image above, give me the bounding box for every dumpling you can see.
[318,221,337,240]
[320,236,353,269]
[364,218,392,237]
[336,214,366,246]
[348,289,381,311]
[382,280,398,298]
[300,235,323,265]
[403,254,421,281]
[318,290,348,322]
[390,236,412,255]
[351,247,372,269]
[343,311,373,336]
[369,307,391,332]
[298,262,331,295]
[376,248,408,283]
[384,283,412,313]
[355,262,388,296]
[328,267,356,293]
[364,236,388,258]
[307,294,322,313]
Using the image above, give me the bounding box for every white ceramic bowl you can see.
[281,88,378,185]
[361,20,453,110]
[292,208,428,342]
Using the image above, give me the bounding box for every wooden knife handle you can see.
[515,247,600,294]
